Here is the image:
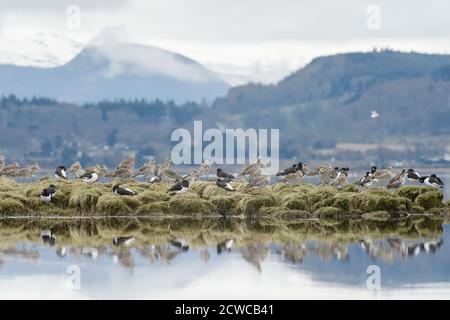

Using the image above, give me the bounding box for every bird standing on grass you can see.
[162,166,182,181]
[40,185,56,203]
[80,171,98,183]
[197,160,210,179]
[419,174,444,189]
[108,153,135,179]
[134,159,156,178]
[148,161,167,183]
[168,180,189,194]
[407,169,421,182]
[68,161,83,178]
[276,163,299,177]
[278,169,304,185]
[159,157,172,172]
[216,179,235,191]
[83,164,108,177]
[307,165,339,185]
[15,162,39,179]
[386,169,407,189]
[370,167,395,183]
[157,158,182,181]
[300,163,309,175]
[15,165,32,178]
[216,168,235,180]
[331,167,349,188]
[149,174,162,184]
[246,173,270,189]
[239,158,265,177]
[356,172,373,188]
[29,162,40,179]
[1,161,20,177]
[113,185,137,196]
[182,161,210,182]
[55,165,68,180]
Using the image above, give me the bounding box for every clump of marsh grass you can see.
[0,198,25,215]
[167,194,215,216]
[396,186,436,202]
[237,195,277,215]
[415,190,444,210]
[69,189,102,213]
[209,195,238,215]
[137,191,170,204]
[0,178,17,192]
[137,201,171,215]
[96,194,132,215]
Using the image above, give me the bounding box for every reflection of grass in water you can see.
[0,177,449,217]
[0,216,445,250]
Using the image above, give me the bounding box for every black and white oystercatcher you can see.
[40,184,56,202]
[216,168,235,180]
[54,165,68,180]
[419,174,444,188]
[276,163,299,177]
[407,169,421,182]
[167,180,189,194]
[113,185,137,196]
[80,172,98,183]
[356,172,373,187]
[216,179,235,191]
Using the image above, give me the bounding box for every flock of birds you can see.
[274,162,445,189]
[0,154,445,204]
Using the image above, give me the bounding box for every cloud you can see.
[0,0,125,12]
[90,28,221,83]
[2,258,450,299]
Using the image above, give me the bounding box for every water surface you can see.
[0,217,448,299]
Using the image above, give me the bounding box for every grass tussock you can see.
[96,194,132,216]
[0,178,18,192]
[0,198,25,215]
[0,180,447,217]
[69,190,102,213]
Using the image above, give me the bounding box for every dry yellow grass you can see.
[0,178,448,218]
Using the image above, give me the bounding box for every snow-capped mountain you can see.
[0,33,83,68]
[0,38,229,103]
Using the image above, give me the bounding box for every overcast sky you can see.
[0,0,449,84]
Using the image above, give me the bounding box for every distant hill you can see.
[214,50,450,111]
[1,50,450,166]
[0,42,229,103]
[211,50,450,156]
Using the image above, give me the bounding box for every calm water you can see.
[0,217,449,299]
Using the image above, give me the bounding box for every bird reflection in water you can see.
[359,238,444,261]
[241,243,269,272]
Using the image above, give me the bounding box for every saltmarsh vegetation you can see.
[0,177,448,218]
